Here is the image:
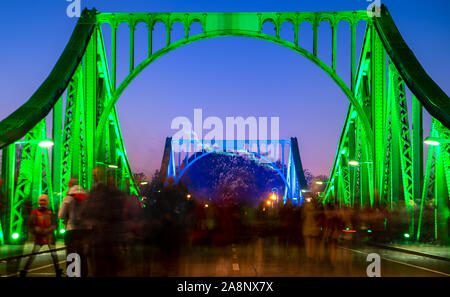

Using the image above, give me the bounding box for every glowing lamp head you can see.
[404,233,410,238]
[204,204,209,208]
[270,194,276,200]
[316,181,324,185]
[12,233,19,240]
[38,140,54,148]
[108,164,118,169]
[349,160,360,166]
[60,229,66,234]
[424,139,440,146]
[266,200,271,206]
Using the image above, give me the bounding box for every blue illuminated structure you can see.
[160,137,308,205]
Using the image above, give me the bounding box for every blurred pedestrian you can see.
[20,194,62,277]
[58,177,90,277]
[82,167,126,276]
[301,198,320,261]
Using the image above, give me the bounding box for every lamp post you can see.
[270,187,278,206]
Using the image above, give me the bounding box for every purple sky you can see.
[0,0,449,178]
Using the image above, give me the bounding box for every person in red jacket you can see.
[20,194,62,277]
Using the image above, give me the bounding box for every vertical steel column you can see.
[390,111,401,208]
[52,97,63,235]
[1,144,15,243]
[147,22,153,57]
[52,97,63,196]
[129,23,135,73]
[331,23,337,71]
[84,30,98,190]
[348,121,356,206]
[360,129,370,207]
[111,23,117,91]
[312,19,318,57]
[412,95,424,202]
[166,24,171,46]
[294,23,299,47]
[350,23,356,92]
[435,147,448,243]
[370,26,386,206]
[108,122,117,166]
[71,68,82,184]
[417,139,436,241]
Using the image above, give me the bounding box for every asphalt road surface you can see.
[2,237,449,277]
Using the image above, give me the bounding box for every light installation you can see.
[161,138,307,205]
[0,5,448,244]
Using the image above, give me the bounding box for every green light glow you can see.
[404,233,410,238]
[12,233,19,240]
[60,229,66,234]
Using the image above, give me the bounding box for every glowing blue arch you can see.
[173,149,292,197]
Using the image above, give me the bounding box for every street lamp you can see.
[349,160,373,167]
[271,187,279,205]
[15,139,54,148]
[38,139,54,148]
[424,136,450,146]
[316,181,332,185]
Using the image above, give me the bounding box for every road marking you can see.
[232,263,240,271]
[2,260,66,278]
[340,246,450,277]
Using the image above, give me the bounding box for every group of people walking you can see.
[20,167,133,277]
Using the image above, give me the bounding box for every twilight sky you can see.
[0,0,449,178]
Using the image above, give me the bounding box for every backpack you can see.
[33,207,53,229]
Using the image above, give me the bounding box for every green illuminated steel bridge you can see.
[0,5,449,244]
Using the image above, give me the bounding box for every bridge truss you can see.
[0,5,448,244]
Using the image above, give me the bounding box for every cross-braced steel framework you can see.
[0,5,448,244]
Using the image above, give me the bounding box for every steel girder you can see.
[0,7,449,243]
[323,21,449,242]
